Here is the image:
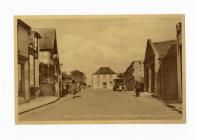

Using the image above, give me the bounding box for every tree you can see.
[62,72,72,80]
[70,70,86,84]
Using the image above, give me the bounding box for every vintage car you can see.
[113,78,126,91]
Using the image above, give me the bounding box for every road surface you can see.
[18,89,182,122]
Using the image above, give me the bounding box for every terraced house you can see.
[17,19,41,104]
[17,20,61,105]
[35,28,61,97]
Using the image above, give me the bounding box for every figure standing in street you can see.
[135,81,141,97]
[71,80,77,99]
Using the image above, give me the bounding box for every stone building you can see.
[92,67,117,89]
[144,39,178,100]
[124,60,144,91]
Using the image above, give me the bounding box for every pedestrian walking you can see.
[134,81,141,97]
[62,81,66,96]
[71,80,77,99]
[66,84,70,95]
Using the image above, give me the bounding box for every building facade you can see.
[124,60,144,91]
[176,22,183,102]
[35,28,61,97]
[29,30,42,96]
[17,19,31,103]
[144,39,178,100]
[17,19,41,104]
[17,20,61,104]
[92,67,117,89]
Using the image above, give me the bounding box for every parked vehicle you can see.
[113,78,126,91]
[113,85,126,91]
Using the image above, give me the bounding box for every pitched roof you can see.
[33,31,42,38]
[153,40,177,58]
[93,67,116,75]
[34,28,58,52]
[17,19,31,30]
[144,39,177,63]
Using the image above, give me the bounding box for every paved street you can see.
[18,89,182,121]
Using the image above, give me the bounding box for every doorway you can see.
[18,64,25,97]
[103,82,107,89]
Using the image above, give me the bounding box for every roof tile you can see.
[94,67,116,75]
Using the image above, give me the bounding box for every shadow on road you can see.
[133,95,140,97]
[73,95,81,99]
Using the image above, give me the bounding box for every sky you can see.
[22,15,184,85]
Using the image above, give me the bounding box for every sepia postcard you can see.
[14,15,185,124]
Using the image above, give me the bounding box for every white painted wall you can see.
[92,74,117,89]
[39,51,51,64]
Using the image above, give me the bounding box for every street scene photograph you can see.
[15,15,185,123]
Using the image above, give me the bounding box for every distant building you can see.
[124,60,144,91]
[92,67,117,89]
[144,39,178,100]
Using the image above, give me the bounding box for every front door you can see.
[103,82,107,89]
[18,63,26,98]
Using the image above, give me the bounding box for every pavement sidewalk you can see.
[141,92,183,114]
[18,96,60,114]
[166,103,183,114]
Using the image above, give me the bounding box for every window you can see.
[39,64,49,84]
[39,51,51,64]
